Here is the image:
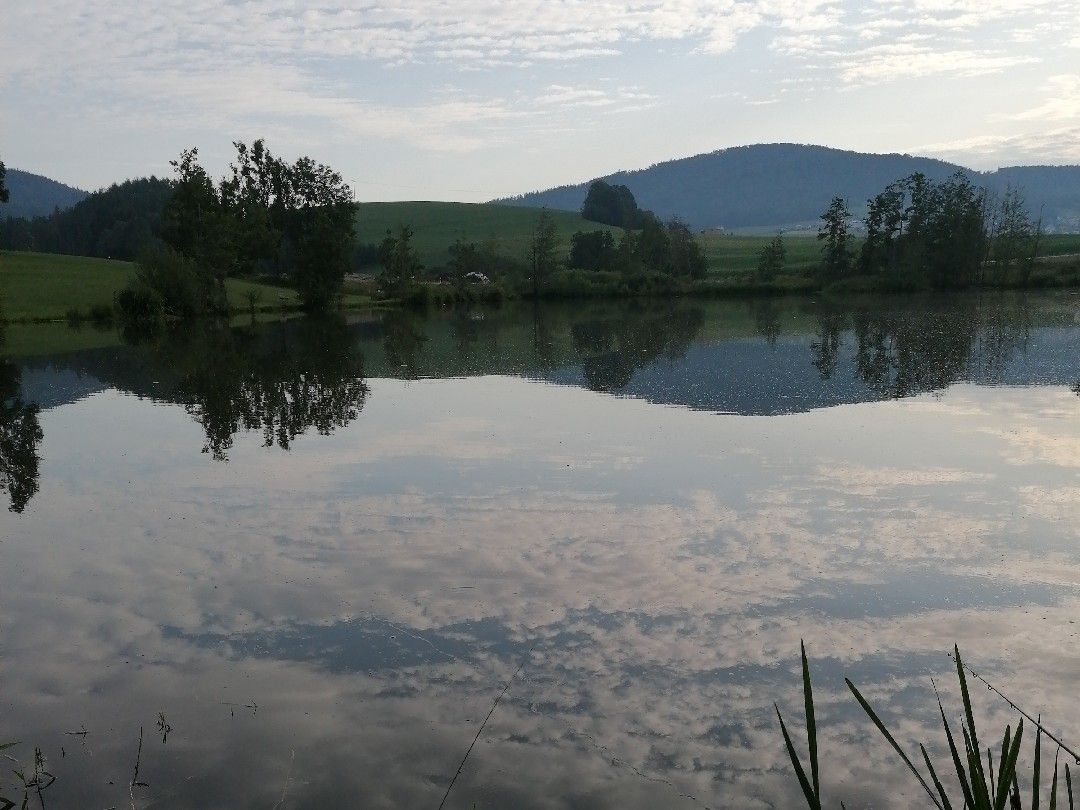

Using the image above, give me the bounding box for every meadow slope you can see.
[0,251,365,322]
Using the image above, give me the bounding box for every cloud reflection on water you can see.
[1,369,1079,807]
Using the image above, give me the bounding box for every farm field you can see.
[354,201,621,269]
[0,251,368,322]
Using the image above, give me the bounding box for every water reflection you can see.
[0,358,41,512]
[569,302,705,392]
[140,317,370,460]
[4,293,1080,511]
[0,294,1078,809]
[810,296,1035,398]
[382,310,429,379]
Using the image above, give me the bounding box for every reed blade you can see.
[939,697,977,810]
[956,646,987,795]
[1050,749,1060,810]
[776,704,821,810]
[801,640,820,804]
[922,743,955,810]
[997,721,1025,810]
[990,747,997,797]
[846,678,944,810]
[1035,721,1043,810]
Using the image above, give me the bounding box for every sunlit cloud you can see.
[2,0,1079,199]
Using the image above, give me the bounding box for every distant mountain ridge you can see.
[0,169,88,219]
[498,144,1080,232]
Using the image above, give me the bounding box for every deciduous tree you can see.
[818,196,853,280]
[378,225,423,295]
[529,209,559,294]
[756,233,786,281]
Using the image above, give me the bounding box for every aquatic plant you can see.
[777,643,1075,808]
[0,742,56,810]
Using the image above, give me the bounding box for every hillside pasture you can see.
[699,232,822,276]
[354,201,621,270]
[0,251,366,323]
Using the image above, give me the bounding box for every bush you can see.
[89,303,114,324]
[115,284,164,326]
[118,246,220,325]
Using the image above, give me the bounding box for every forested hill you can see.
[499,144,1080,232]
[0,176,172,260]
[0,169,88,219]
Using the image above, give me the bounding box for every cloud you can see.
[1011,73,1080,122]
[6,374,1080,806]
[2,0,1079,189]
[535,84,659,111]
[916,126,1080,167]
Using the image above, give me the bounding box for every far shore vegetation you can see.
[2,146,1080,326]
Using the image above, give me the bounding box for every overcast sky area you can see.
[3,0,1079,201]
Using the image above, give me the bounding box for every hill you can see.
[0,176,173,260]
[499,144,1080,232]
[354,201,621,270]
[0,169,88,219]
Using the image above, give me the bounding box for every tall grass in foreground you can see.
[777,642,1075,809]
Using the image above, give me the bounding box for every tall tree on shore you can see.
[818,196,853,280]
[992,185,1041,285]
[155,141,357,313]
[0,157,9,203]
[925,172,987,289]
[581,180,646,228]
[637,213,670,273]
[286,156,356,309]
[161,147,235,308]
[529,209,558,295]
[568,230,617,272]
[756,233,786,281]
[220,139,288,275]
[378,225,423,295]
[666,218,707,278]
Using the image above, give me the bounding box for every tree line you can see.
[0,177,172,260]
[742,171,1045,289]
[119,139,357,322]
[815,171,1042,289]
[556,179,707,283]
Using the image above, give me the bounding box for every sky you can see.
[2,0,1079,202]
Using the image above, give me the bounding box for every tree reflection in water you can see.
[0,358,41,513]
[569,302,706,393]
[137,316,369,461]
[805,295,1035,398]
[381,310,428,379]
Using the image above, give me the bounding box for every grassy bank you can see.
[0,251,371,323]
[4,239,1079,328]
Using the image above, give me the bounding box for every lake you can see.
[1,292,1079,808]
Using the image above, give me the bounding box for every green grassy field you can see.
[1038,233,1080,256]
[354,201,831,277]
[698,232,822,275]
[355,201,621,269]
[0,251,368,323]
[701,232,1080,275]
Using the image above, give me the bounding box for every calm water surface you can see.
[1,293,1079,808]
